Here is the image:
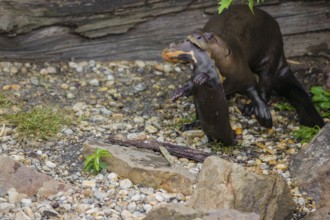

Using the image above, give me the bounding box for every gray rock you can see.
[83,142,197,195]
[144,204,259,220]
[290,123,330,209]
[187,156,295,220]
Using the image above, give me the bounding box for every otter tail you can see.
[275,68,324,128]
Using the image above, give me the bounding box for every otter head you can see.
[161,39,198,64]
[187,29,230,59]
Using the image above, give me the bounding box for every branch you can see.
[107,135,213,163]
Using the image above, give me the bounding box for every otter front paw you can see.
[254,103,273,128]
[193,73,209,85]
[172,87,186,102]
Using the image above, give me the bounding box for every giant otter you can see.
[162,40,235,145]
[187,5,324,128]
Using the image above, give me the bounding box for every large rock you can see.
[144,204,259,220]
[187,156,294,220]
[0,156,72,197]
[290,123,330,208]
[83,142,197,195]
[303,206,330,220]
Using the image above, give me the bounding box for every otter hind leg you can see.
[274,57,324,128]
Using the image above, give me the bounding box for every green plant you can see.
[274,102,294,111]
[84,148,112,174]
[292,126,320,143]
[311,86,330,117]
[218,0,264,14]
[4,106,71,140]
[211,141,238,154]
[174,113,197,129]
[0,93,12,108]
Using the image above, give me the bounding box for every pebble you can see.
[89,79,100,86]
[0,203,15,212]
[7,188,21,203]
[47,66,57,74]
[120,179,132,190]
[133,117,144,124]
[21,199,32,206]
[145,125,158,134]
[63,128,74,136]
[134,83,147,92]
[182,130,204,138]
[45,160,57,168]
[135,60,146,68]
[67,92,75,99]
[82,181,96,188]
[107,173,119,182]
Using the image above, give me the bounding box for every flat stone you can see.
[187,156,295,220]
[83,142,197,195]
[290,123,330,208]
[144,204,259,220]
[0,156,72,197]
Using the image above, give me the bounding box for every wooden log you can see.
[107,136,213,163]
[0,0,329,61]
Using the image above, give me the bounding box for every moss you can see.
[5,106,71,140]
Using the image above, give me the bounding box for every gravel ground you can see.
[0,57,328,220]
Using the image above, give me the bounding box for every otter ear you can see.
[193,28,203,34]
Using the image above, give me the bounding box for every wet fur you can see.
[162,40,235,145]
[189,5,324,128]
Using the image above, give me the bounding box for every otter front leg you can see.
[244,86,273,128]
[172,81,194,102]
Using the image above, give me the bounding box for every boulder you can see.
[144,204,259,220]
[303,205,330,220]
[290,123,330,208]
[83,142,197,195]
[187,156,295,220]
[0,156,72,197]
[302,205,330,220]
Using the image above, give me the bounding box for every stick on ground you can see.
[107,135,213,163]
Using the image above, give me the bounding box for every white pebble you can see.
[89,79,100,86]
[131,194,141,201]
[143,204,152,213]
[107,173,118,182]
[45,160,56,168]
[155,193,165,202]
[21,199,32,206]
[119,179,132,190]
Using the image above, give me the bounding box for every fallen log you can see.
[107,135,213,163]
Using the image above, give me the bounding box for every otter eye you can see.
[205,32,213,41]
